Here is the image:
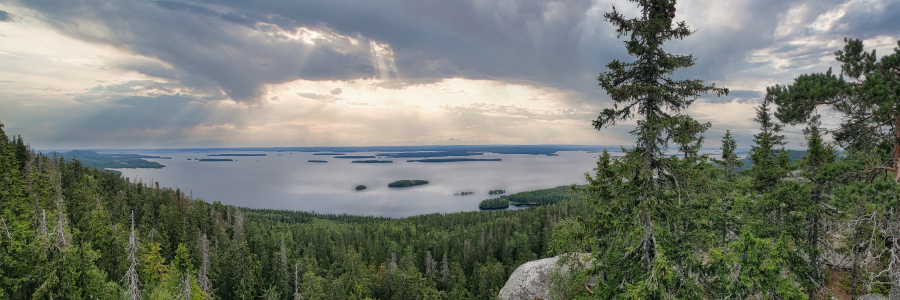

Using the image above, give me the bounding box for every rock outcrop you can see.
[859,294,887,300]
[497,253,593,300]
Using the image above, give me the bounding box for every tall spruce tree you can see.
[586,0,727,297]
[594,0,727,174]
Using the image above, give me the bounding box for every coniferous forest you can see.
[2,0,900,299]
[0,122,592,299]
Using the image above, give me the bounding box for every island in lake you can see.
[388,180,429,187]
[208,153,266,156]
[335,156,377,159]
[313,153,346,156]
[355,185,367,191]
[407,158,501,163]
[199,158,233,162]
[351,160,392,163]
[307,160,327,163]
[377,151,482,158]
[488,189,506,195]
[49,150,166,170]
[478,185,582,209]
[455,191,474,196]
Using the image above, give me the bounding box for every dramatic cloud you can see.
[0,0,898,149]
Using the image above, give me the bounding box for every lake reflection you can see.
[109,150,604,217]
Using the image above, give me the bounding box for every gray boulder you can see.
[497,253,593,300]
[859,294,887,300]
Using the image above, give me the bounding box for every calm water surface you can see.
[109,151,605,217]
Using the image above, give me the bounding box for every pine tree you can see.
[768,38,900,181]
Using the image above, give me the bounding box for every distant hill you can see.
[736,150,807,171]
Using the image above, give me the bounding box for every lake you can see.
[106,149,605,217]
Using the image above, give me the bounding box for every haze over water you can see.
[108,150,604,217]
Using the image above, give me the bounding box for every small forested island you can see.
[478,185,580,209]
[388,180,429,187]
[334,155,376,159]
[355,185,367,190]
[307,160,327,163]
[351,160,392,163]
[488,189,506,195]
[313,153,346,155]
[454,191,474,196]
[207,153,266,156]
[406,158,501,163]
[478,197,509,209]
[198,158,233,162]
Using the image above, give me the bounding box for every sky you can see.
[0,0,898,150]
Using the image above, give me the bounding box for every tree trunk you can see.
[894,114,900,183]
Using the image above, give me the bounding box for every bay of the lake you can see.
[108,150,605,217]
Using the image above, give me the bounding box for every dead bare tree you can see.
[293,261,303,300]
[425,251,435,276]
[198,231,212,298]
[53,211,68,249]
[1,217,11,242]
[123,212,141,300]
[174,272,192,300]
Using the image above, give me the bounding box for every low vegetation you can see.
[355,185,367,190]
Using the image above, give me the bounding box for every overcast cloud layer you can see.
[0,0,898,149]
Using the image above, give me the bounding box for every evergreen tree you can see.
[768,38,900,181]
[584,0,727,297]
[749,96,790,193]
[594,0,727,173]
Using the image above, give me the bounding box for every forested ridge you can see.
[0,122,591,299]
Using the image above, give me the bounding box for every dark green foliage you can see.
[334,156,376,159]
[307,160,327,163]
[198,158,233,162]
[388,180,429,187]
[749,98,791,193]
[477,185,581,210]
[455,191,474,196]
[355,185,367,191]
[487,189,505,195]
[478,198,509,210]
[593,0,727,170]
[3,122,593,299]
[768,38,900,180]
[713,130,743,179]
